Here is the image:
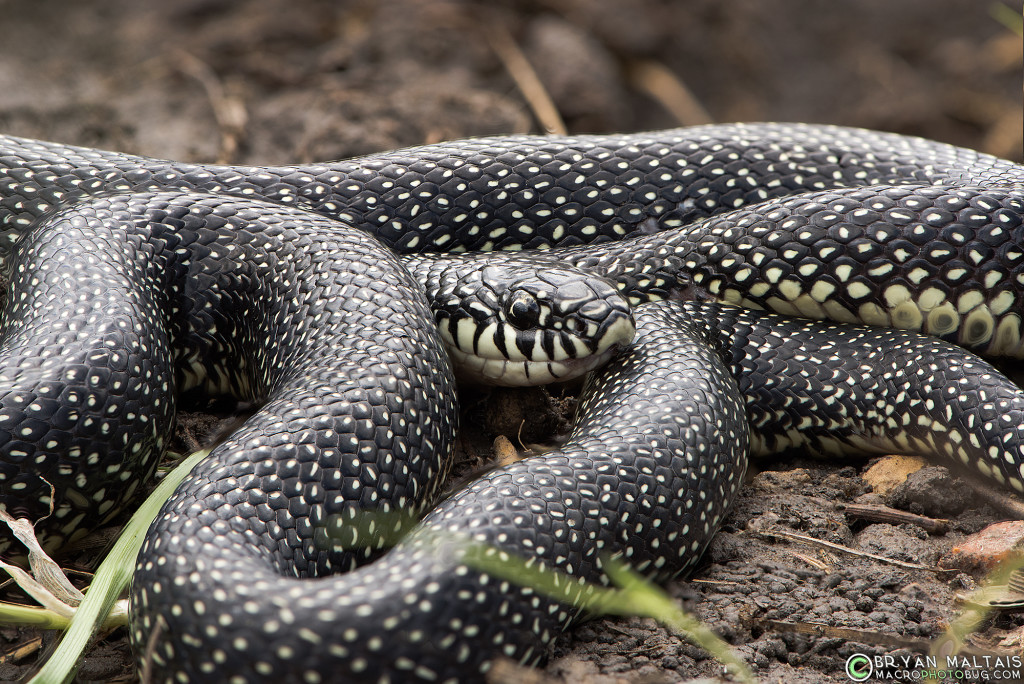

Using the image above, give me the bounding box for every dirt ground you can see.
[0,1,1021,682]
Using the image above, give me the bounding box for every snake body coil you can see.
[0,124,1021,682]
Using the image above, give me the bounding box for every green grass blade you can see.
[0,603,72,630]
[932,552,1024,658]
[990,2,1023,35]
[29,449,209,684]
[461,542,757,683]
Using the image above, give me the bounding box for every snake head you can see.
[432,258,636,386]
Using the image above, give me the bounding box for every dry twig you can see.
[485,23,567,135]
[629,60,714,126]
[755,528,955,574]
[173,51,248,164]
[839,502,950,534]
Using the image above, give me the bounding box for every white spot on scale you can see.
[984,271,1003,289]
[916,287,946,311]
[882,284,911,307]
[777,280,802,301]
[846,282,871,299]
[809,281,835,302]
[957,290,985,313]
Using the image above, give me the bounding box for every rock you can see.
[885,466,970,517]
[862,455,928,496]
[939,520,1024,576]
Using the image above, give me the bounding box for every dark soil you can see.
[0,1,1021,682]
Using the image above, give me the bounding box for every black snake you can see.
[0,123,1021,682]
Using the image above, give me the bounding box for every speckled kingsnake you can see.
[0,123,1021,682]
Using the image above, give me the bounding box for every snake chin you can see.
[448,339,629,386]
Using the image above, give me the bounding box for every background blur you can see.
[0,0,1019,165]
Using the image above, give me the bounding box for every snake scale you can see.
[0,123,1021,682]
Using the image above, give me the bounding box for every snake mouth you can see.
[448,340,628,386]
[442,308,637,386]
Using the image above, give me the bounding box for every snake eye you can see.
[506,292,541,330]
